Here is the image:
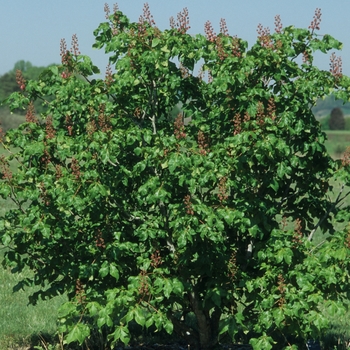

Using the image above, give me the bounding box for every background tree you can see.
[0,61,55,119]
[1,5,350,350]
[329,106,345,130]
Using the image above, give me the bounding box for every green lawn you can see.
[325,130,350,158]
[0,251,67,349]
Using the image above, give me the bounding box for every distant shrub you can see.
[329,107,345,130]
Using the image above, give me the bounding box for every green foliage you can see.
[329,107,345,130]
[2,6,350,350]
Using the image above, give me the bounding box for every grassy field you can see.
[0,252,66,349]
[325,130,350,158]
[1,133,350,349]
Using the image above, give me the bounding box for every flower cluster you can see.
[208,69,213,83]
[105,63,114,87]
[45,116,56,139]
[179,63,190,79]
[204,20,216,42]
[15,69,26,91]
[169,8,190,34]
[104,3,120,35]
[98,104,112,132]
[138,2,155,34]
[150,250,162,268]
[216,37,228,61]
[218,176,229,203]
[256,102,265,126]
[232,112,250,135]
[292,218,303,247]
[231,36,242,58]
[65,115,73,136]
[41,148,51,168]
[174,113,186,139]
[197,65,204,81]
[205,18,241,59]
[103,3,113,19]
[302,51,310,65]
[55,164,63,180]
[254,99,276,127]
[75,279,86,304]
[138,270,150,296]
[257,24,273,48]
[39,182,50,206]
[142,3,155,26]
[60,38,70,65]
[267,97,277,120]
[70,158,81,180]
[198,130,209,155]
[309,8,321,32]
[219,18,229,36]
[26,101,38,124]
[95,229,106,249]
[70,34,80,56]
[0,155,12,181]
[184,194,194,215]
[341,146,350,167]
[274,15,283,34]
[329,52,342,79]
[60,38,73,78]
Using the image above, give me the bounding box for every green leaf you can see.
[134,307,146,327]
[163,279,173,298]
[99,261,109,278]
[112,325,131,345]
[65,323,90,345]
[109,263,119,280]
[1,232,11,246]
[134,147,142,156]
[164,318,174,334]
[58,302,77,318]
[152,38,161,48]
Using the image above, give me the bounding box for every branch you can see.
[107,159,119,167]
[149,115,156,134]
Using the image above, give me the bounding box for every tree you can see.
[0,61,55,115]
[1,5,350,350]
[329,106,345,130]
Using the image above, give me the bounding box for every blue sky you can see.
[1,0,350,76]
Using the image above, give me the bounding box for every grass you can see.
[1,135,350,349]
[325,130,350,158]
[0,251,67,349]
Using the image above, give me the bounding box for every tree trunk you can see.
[189,290,221,349]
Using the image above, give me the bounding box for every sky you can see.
[1,0,350,76]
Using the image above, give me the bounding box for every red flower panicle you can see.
[330,52,342,79]
[174,113,186,139]
[309,8,322,32]
[16,69,26,91]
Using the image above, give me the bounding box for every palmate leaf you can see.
[65,323,90,345]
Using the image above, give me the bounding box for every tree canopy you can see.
[1,5,350,350]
